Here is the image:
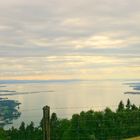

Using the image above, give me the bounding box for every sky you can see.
[0,0,140,80]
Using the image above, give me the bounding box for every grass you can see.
[124,136,140,140]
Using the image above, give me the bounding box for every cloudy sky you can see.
[0,0,140,80]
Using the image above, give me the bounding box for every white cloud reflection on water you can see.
[2,79,140,129]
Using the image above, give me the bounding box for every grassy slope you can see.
[125,136,140,140]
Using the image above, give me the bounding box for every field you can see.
[125,136,140,140]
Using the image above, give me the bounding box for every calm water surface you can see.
[1,80,140,129]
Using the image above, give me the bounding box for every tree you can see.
[117,101,124,112]
[18,122,26,140]
[0,128,9,140]
[51,113,59,140]
[131,104,138,111]
[126,99,131,111]
[19,122,25,132]
[3,100,140,140]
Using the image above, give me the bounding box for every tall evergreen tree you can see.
[117,100,125,112]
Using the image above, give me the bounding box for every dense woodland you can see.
[0,99,140,140]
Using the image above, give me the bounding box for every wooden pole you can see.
[43,106,50,140]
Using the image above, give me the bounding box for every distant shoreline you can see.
[124,92,140,95]
[0,79,140,85]
[0,79,82,84]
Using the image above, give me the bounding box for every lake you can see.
[0,79,140,129]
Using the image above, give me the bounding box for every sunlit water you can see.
[0,80,140,129]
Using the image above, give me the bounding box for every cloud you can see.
[0,55,139,80]
[61,18,91,28]
[0,0,140,79]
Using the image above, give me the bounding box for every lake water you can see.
[0,79,140,129]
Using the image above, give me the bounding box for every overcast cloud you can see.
[0,0,140,80]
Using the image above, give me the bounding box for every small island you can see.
[0,98,21,127]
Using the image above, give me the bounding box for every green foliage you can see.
[2,99,140,140]
[126,99,131,111]
[0,128,9,140]
[7,121,43,140]
[117,100,125,112]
